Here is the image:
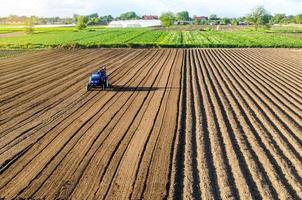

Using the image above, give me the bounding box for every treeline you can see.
[159,6,302,29]
[0,15,73,25]
[0,11,141,25]
[1,7,301,29]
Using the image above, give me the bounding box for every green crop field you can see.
[0,26,302,48]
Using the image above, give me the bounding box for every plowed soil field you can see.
[0,48,301,199]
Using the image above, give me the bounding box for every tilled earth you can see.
[0,48,301,199]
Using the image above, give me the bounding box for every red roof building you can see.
[143,15,159,20]
[194,16,208,21]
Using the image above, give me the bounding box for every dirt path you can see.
[0,32,25,38]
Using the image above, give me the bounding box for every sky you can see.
[0,0,301,18]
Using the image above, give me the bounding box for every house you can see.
[194,16,208,21]
[142,15,159,20]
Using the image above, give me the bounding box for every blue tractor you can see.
[87,70,109,91]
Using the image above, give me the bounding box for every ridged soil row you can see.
[225,49,302,132]
[0,50,124,130]
[187,49,203,198]
[246,49,302,86]
[0,49,158,174]
[218,49,301,162]
[199,50,257,199]
[174,49,221,200]
[208,49,281,199]
[197,49,246,200]
[0,49,165,199]
[217,49,302,184]
[73,49,172,198]
[0,50,66,73]
[0,50,104,115]
[186,49,218,200]
[0,49,142,135]
[131,50,182,200]
[201,49,281,199]
[232,50,302,118]
[0,49,99,93]
[19,49,169,200]
[0,50,149,163]
[0,49,133,139]
[211,49,301,199]
[0,49,119,108]
[250,49,302,74]
[174,49,238,199]
[205,49,299,199]
[206,48,282,199]
[89,50,175,200]
[235,49,302,104]
[0,50,109,77]
[225,50,302,140]
[0,50,118,104]
[268,49,302,65]
[215,48,302,166]
[245,49,302,74]
[64,50,171,200]
[180,49,202,199]
[200,49,258,200]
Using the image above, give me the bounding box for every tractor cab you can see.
[87,70,109,91]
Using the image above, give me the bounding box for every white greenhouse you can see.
[108,20,162,28]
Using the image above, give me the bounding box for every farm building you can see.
[108,20,161,28]
[194,16,208,21]
[142,15,159,20]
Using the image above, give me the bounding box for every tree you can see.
[231,18,238,26]
[176,11,190,21]
[99,15,114,24]
[88,17,100,25]
[295,14,302,24]
[263,14,272,24]
[87,13,99,19]
[209,14,218,20]
[160,12,175,28]
[200,19,207,25]
[238,16,247,23]
[24,17,34,34]
[270,13,286,24]
[246,5,269,30]
[119,11,140,20]
[76,16,88,30]
[220,18,230,25]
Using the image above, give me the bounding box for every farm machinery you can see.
[87,70,109,91]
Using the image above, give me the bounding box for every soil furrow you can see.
[211,49,301,198]
[1,48,301,200]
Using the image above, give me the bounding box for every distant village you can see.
[0,12,247,26]
[1,11,301,28]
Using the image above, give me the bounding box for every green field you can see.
[0,26,302,48]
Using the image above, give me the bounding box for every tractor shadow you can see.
[88,85,179,92]
[108,85,179,92]
[110,85,161,92]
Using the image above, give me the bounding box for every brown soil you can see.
[0,48,301,199]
